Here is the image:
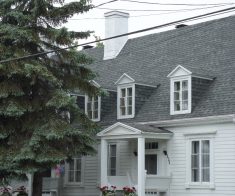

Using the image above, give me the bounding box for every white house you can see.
[42,11,235,196]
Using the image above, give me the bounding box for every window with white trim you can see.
[108,144,117,176]
[85,95,101,121]
[117,85,135,119]
[170,77,191,115]
[191,140,210,183]
[65,157,84,185]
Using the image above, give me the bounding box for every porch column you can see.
[101,138,108,186]
[138,137,145,196]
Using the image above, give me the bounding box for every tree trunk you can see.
[32,172,43,196]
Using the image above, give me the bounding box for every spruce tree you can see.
[0,0,100,195]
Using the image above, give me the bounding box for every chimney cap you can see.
[175,24,188,29]
[104,11,129,18]
[83,45,93,50]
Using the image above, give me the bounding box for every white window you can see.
[117,85,135,119]
[185,135,215,189]
[170,77,191,115]
[108,144,117,176]
[65,157,84,185]
[85,95,101,121]
[191,140,210,183]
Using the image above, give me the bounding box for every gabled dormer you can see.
[167,65,192,115]
[168,65,213,115]
[115,73,135,119]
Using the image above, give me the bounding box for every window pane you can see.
[128,106,132,115]
[192,169,199,182]
[174,81,180,91]
[94,111,98,119]
[94,96,98,102]
[87,103,92,111]
[182,91,188,100]
[202,140,210,153]
[76,159,81,170]
[69,171,74,182]
[174,92,180,100]
[192,141,199,154]
[182,101,188,110]
[94,101,98,110]
[110,145,116,156]
[120,107,126,115]
[88,111,92,119]
[191,155,199,168]
[109,145,117,176]
[182,80,188,90]
[202,168,210,182]
[202,154,210,167]
[75,171,81,182]
[127,88,132,97]
[69,160,74,170]
[110,157,116,169]
[127,97,132,106]
[174,101,180,111]
[121,89,126,97]
[110,169,116,176]
[120,98,125,107]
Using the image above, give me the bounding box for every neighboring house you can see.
[42,11,235,196]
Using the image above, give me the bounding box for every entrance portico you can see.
[97,122,173,196]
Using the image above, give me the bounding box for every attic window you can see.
[116,73,135,119]
[85,95,101,122]
[168,65,192,115]
[117,85,135,119]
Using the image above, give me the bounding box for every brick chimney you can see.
[103,11,129,60]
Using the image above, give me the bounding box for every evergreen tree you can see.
[0,0,100,195]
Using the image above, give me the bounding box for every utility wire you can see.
[96,4,231,12]
[94,0,118,8]
[1,6,235,64]
[70,4,231,20]
[119,0,235,6]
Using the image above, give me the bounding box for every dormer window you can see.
[115,73,135,119]
[168,65,192,115]
[173,79,190,112]
[85,95,101,122]
[119,86,133,117]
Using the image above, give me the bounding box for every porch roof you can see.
[97,122,173,139]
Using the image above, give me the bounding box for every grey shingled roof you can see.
[82,15,235,125]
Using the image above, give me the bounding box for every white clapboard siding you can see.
[168,122,235,196]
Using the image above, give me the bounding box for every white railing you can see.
[145,175,171,192]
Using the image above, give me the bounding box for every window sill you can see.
[117,114,135,120]
[170,110,191,115]
[185,183,215,190]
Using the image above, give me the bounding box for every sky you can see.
[64,0,235,44]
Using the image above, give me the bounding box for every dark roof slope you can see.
[82,15,235,125]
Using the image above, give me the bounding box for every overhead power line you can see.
[95,0,118,8]
[67,4,232,20]
[1,6,235,64]
[119,0,235,6]
[96,4,230,12]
